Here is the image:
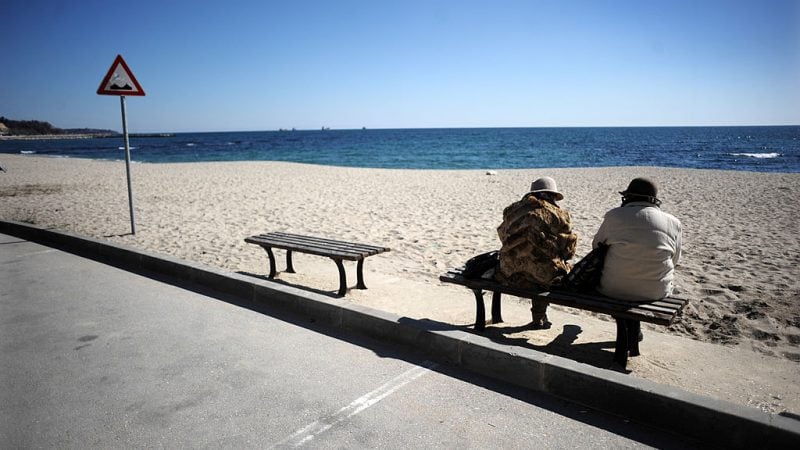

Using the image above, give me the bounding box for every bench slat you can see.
[533,291,678,325]
[542,289,682,314]
[249,233,388,257]
[650,297,689,307]
[246,238,365,260]
[246,233,389,261]
[250,236,368,259]
[270,232,389,254]
[650,300,681,309]
[631,303,680,315]
[269,231,388,253]
[439,271,539,298]
[251,233,370,252]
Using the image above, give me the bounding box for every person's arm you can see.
[672,223,682,266]
[592,215,609,249]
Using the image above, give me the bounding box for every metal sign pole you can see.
[119,95,136,234]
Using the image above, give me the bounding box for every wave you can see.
[729,152,780,159]
[186,143,196,147]
[20,150,36,154]
[118,146,137,150]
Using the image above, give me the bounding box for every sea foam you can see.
[730,152,780,159]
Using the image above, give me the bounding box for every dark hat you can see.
[619,177,659,200]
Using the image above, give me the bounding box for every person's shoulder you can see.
[655,208,682,229]
[502,195,536,216]
[604,205,627,217]
[665,210,682,227]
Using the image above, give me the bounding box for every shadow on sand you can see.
[410,318,630,373]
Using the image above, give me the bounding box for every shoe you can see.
[531,320,552,330]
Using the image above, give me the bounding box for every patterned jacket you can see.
[496,194,578,288]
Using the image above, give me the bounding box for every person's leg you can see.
[530,299,551,329]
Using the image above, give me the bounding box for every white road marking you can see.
[273,361,438,448]
[16,249,57,258]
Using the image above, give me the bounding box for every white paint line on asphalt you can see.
[16,249,57,258]
[272,361,438,448]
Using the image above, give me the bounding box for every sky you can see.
[1,0,799,133]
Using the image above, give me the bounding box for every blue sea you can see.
[1,126,798,173]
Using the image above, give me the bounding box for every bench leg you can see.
[613,319,641,368]
[333,258,347,297]
[491,291,503,324]
[286,250,295,273]
[471,289,486,331]
[355,259,367,289]
[627,320,641,357]
[263,247,277,279]
[614,319,628,368]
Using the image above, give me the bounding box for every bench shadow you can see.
[237,270,343,298]
[416,318,629,373]
[102,231,134,238]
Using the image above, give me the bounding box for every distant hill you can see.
[0,116,117,136]
[63,128,120,135]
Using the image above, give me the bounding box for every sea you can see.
[1,126,798,173]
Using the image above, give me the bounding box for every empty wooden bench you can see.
[439,268,688,368]
[245,232,390,296]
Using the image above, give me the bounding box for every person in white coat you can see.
[592,178,682,302]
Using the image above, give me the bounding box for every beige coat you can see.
[592,201,682,301]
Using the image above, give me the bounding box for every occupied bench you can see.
[245,232,390,296]
[439,268,689,368]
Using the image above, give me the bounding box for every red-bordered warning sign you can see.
[97,54,145,96]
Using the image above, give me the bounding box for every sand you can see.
[1,154,799,415]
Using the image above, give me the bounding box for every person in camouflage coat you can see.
[497,177,578,329]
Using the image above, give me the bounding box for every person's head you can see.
[529,176,563,205]
[620,177,661,206]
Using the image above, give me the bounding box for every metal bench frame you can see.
[440,269,688,368]
[246,232,390,296]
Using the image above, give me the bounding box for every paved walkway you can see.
[1,233,695,448]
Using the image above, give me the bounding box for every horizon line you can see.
[135,123,800,134]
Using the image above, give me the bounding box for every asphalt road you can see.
[0,233,701,448]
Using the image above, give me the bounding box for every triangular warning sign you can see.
[97,54,145,96]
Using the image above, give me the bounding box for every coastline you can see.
[0,134,117,141]
[1,154,799,413]
[0,133,174,141]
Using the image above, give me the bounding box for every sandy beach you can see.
[1,154,799,415]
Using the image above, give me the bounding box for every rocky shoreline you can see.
[0,132,173,140]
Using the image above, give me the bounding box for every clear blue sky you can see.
[2,0,798,132]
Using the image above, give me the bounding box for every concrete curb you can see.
[2,219,798,447]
